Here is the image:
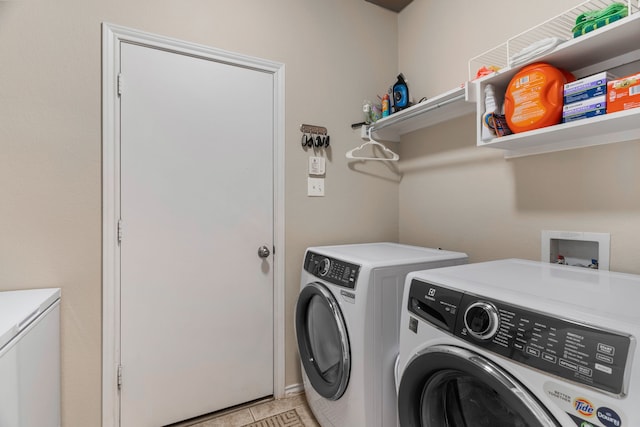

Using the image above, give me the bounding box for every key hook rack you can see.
[300,124,330,149]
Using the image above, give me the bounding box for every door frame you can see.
[101,23,286,427]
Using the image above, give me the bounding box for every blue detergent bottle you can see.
[393,74,409,111]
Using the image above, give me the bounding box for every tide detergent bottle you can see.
[504,62,574,133]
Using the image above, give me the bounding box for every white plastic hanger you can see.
[345,127,399,161]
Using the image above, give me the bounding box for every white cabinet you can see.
[475,11,640,158]
[0,289,61,427]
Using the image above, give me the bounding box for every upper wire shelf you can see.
[468,0,640,80]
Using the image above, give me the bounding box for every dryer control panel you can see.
[304,251,360,289]
[408,279,632,396]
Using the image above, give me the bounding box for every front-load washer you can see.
[396,258,640,427]
[295,242,468,427]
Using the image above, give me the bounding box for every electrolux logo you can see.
[425,287,436,301]
[574,398,595,417]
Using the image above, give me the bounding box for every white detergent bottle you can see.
[482,84,498,141]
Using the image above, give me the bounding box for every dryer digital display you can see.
[407,279,632,396]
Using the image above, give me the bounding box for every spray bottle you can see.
[382,94,390,117]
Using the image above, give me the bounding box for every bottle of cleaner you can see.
[482,84,498,141]
[393,74,409,111]
[382,94,390,117]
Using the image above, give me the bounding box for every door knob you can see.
[258,245,271,258]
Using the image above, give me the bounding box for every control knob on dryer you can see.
[464,301,500,340]
[318,258,331,276]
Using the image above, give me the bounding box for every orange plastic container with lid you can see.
[504,62,575,133]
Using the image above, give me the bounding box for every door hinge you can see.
[117,73,123,96]
[117,364,123,389]
[117,219,123,245]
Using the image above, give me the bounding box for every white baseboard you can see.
[284,383,305,396]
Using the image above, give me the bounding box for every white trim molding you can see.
[284,383,305,396]
[101,23,286,427]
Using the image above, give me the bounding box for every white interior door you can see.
[119,41,274,427]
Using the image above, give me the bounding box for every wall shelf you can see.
[475,8,640,158]
[482,108,640,158]
[469,0,640,80]
[360,2,640,156]
[369,84,476,142]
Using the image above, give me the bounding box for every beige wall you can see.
[397,0,640,274]
[0,1,399,425]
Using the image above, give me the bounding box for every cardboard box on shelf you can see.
[563,71,613,105]
[562,95,606,123]
[607,73,640,114]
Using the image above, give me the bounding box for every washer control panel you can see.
[304,251,360,289]
[407,279,632,395]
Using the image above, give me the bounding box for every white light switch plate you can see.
[309,156,326,176]
[308,177,325,196]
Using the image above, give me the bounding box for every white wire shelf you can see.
[469,0,640,80]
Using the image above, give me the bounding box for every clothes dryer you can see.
[396,259,640,427]
[296,243,468,427]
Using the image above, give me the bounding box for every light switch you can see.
[309,157,326,176]
[308,177,325,197]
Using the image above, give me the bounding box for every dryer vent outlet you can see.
[541,230,610,270]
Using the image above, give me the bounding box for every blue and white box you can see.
[562,95,607,123]
[563,72,613,105]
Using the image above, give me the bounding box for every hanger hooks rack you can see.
[300,124,330,149]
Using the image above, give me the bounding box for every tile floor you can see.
[174,392,319,427]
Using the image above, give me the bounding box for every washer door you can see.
[398,345,561,427]
[295,282,350,400]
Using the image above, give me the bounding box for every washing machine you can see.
[295,242,468,427]
[396,258,640,427]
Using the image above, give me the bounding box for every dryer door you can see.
[398,345,561,427]
[295,282,350,400]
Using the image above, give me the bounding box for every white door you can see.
[119,42,274,427]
